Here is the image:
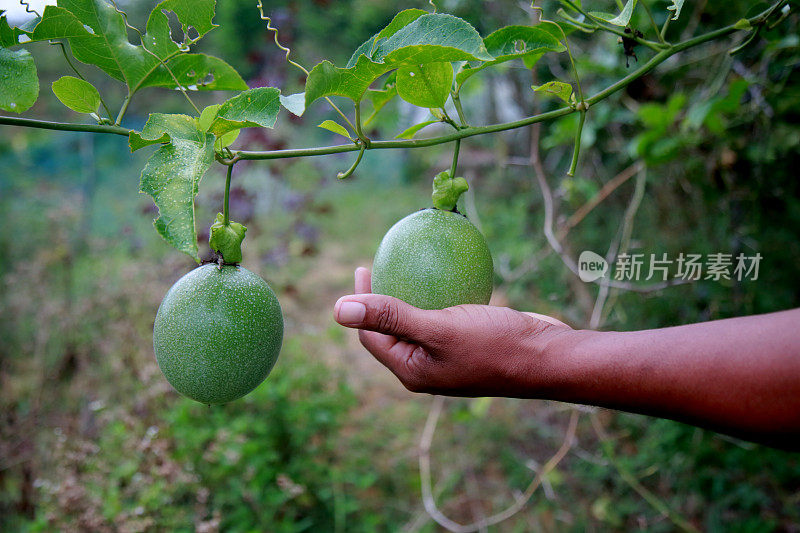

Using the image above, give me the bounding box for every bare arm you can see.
[334,268,800,450]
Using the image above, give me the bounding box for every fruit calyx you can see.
[431,170,469,212]
[209,212,247,264]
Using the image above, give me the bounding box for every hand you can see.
[333,267,573,396]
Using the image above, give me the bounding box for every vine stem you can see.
[0,2,784,157]
[223,163,234,225]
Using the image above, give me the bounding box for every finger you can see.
[355,267,371,294]
[334,294,436,341]
[359,330,422,383]
[523,312,571,329]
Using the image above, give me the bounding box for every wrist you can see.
[514,325,610,401]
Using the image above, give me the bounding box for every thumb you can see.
[334,294,433,340]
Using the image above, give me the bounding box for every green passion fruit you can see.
[371,208,494,310]
[153,264,283,404]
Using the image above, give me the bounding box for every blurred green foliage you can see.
[2,0,799,531]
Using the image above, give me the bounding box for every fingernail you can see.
[337,301,366,325]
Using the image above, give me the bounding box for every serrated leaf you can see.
[396,62,452,108]
[305,56,393,107]
[590,0,638,27]
[395,119,438,139]
[533,80,574,104]
[0,47,38,113]
[137,114,214,259]
[1,5,88,47]
[456,25,565,86]
[318,119,353,140]
[129,113,203,151]
[667,0,685,21]
[373,14,492,63]
[209,87,281,136]
[51,76,101,113]
[306,14,492,108]
[279,91,305,116]
[346,9,428,68]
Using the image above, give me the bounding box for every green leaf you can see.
[306,14,492,108]
[209,87,281,136]
[372,14,492,63]
[432,170,469,211]
[456,25,565,87]
[590,0,638,27]
[533,80,574,104]
[279,92,305,116]
[141,53,248,92]
[364,86,397,126]
[396,62,453,108]
[667,0,685,21]
[733,18,753,30]
[213,129,239,151]
[51,76,101,114]
[137,114,215,260]
[198,104,221,132]
[0,47,38,113]
[318,120,354,140]
[395,119,438,139]
[305,55,393,107]
[209,213,246,264]
[1,5,88,46]
[346,8,428,68]
[129,113,206,151]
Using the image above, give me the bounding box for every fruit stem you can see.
[223,163,233,225]
[568,109,586,177]
[449,138,461,179]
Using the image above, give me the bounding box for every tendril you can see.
[19,0,40,18]
[256,1,310,76]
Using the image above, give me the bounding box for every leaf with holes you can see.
[456,25,565,87]
[54,0,243,95]
[590,0,638,27]
[0,48,38,113]
[136,113,214,259]
[51,76,101,114]
[396,62,453,108]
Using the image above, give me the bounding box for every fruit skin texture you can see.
[153,264,283,404]
[372,208,493,310]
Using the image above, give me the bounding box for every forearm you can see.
[532,309,800,449]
